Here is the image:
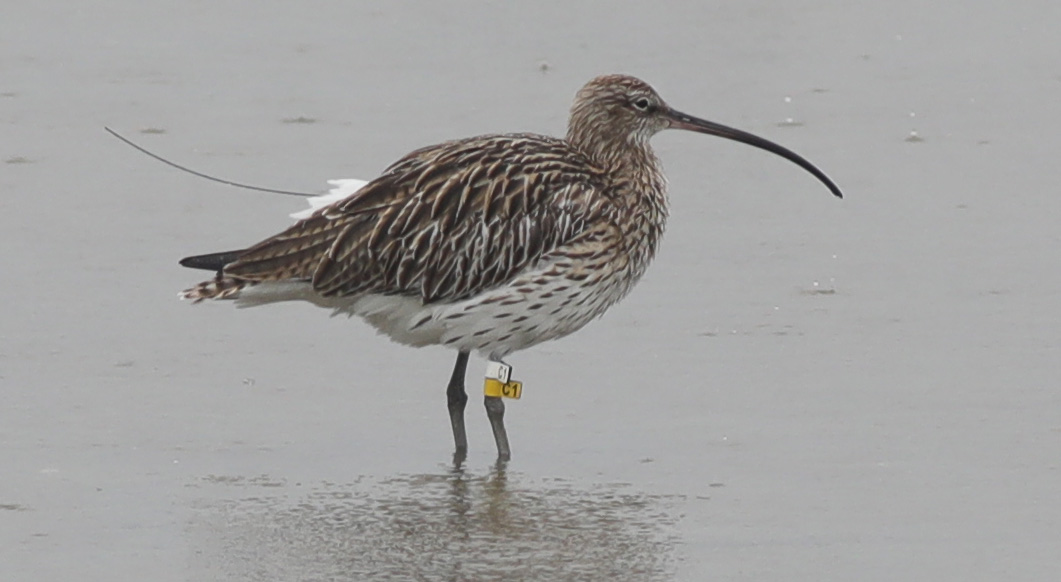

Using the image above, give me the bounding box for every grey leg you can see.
[447,351,470,461]
[485,395,511,462]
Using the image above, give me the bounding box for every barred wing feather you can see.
[221,134,612,304]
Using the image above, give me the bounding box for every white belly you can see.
[235,260,633,360]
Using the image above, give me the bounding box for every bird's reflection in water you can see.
[194,462,680,581]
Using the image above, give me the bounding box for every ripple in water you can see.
[190,465,682,581]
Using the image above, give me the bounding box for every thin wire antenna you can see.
[104,127,316,198]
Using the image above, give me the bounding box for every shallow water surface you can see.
[4,1,1061,580]
[190,466,681,581]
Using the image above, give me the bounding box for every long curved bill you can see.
[666,108,843,199]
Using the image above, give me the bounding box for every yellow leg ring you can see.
[484,362,523,399]
[484,378,522,399]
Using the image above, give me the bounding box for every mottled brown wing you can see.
[223,134,614,303]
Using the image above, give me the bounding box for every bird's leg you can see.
[447,350,470,463]
[484,395,510,462]
[483,361,521,461]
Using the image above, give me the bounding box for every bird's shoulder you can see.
[328,133,615,224]
[382,132,600,177]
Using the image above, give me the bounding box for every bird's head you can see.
[568,74,843,198]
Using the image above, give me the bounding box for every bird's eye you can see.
[632,97,652,112]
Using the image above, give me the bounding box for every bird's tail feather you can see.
[180,178,367,302]
[180,274,248,302]
[179,250,243,272]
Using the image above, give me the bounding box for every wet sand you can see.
[3,2,1059,580]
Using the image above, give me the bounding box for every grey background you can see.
[3,1,1059,580]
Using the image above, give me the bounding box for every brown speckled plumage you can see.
[220,135,617,303]
[179,74,842,459]
[182,74,842,357]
